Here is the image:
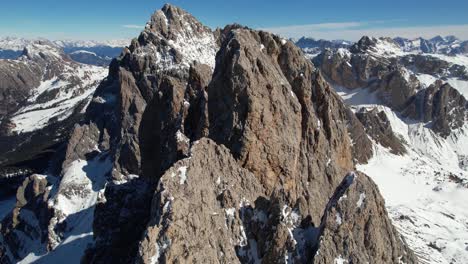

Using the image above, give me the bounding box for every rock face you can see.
[70,3,219,180]
[137,139,414,263]
[137,138,265,263]
[356,108,406,155]
[0,4,416,264]
[314,172,415,263]
[16,4,218,263]
[208,28,373,221]
[0,175,51,262]
[0,59,41,117]
[402,80,468,137]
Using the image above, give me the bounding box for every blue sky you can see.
[1,0,468,41]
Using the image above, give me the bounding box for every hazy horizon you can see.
[1,1,467,42]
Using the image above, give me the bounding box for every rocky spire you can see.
[135,25,414,263]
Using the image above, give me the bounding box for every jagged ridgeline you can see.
[0,4,416,264]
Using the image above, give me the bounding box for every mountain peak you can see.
[131,4,217,70]
[145,4,211,38]
[20,40,65,62]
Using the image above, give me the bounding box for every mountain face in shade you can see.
[0,4,417,264]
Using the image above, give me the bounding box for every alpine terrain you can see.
[0,37,128,66]
[0,3,466,264]
[309,36,468,263]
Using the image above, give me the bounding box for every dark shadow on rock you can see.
[82,177,152,264]
[139,94,162,183]
[234,196,319,263]
[1,198,95,262]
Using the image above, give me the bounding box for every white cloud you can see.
[122,24,144,29]
[262,23,468,41]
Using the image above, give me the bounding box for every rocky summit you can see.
[0,4,441,264]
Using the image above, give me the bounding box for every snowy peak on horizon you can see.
[53,38,131,48]
[294,37,353,59]
[0,37,129,66]
[20,40,67,62]
[296,35,468,56]
[0,36,131,51]
[393,35,468,55]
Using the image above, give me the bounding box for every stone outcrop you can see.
[137,138,265,263]
[314,172,415,263]
[0,60,41,117]
[136,139,414,263]
[356,108,406,155]
[0,175,51,262]
[402,80,468,137]
[82,178,152,263]
[62,3,219,182]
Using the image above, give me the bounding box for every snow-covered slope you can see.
[10,66,107,133]
[16,153,112,264]
[310,35,468,263]
[334,85,468,264]
[361,111,468,264]
[6,42,108,133]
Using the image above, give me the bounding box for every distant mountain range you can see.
[0,37,130,66]
[2,35,466,67]
[296,35,468,58]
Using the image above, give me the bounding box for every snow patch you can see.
[175,130,189,144]
[334,255,348,264]
[178,166,188,184]
[446,78,468,99]
[225,208,236,219]
[415,73,438,88]
[356,193,366,208]
[335,212,342,225]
